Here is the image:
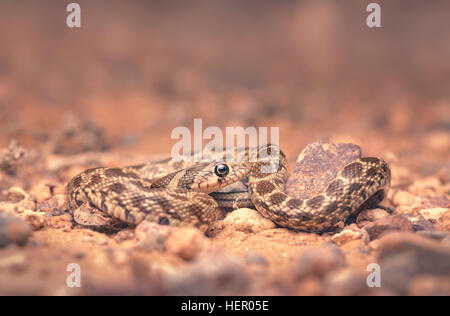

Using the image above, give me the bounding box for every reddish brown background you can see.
[0,0,449,173]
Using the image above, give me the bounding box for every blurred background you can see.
[0,0,448,172]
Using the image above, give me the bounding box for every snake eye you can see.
[214,163,230,177]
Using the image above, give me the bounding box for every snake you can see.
[66,144,391,232]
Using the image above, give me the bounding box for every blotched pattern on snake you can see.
[67,145,391,232]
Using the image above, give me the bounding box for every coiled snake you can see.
[67,144,391,232]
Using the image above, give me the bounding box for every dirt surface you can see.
[0,1,449,296]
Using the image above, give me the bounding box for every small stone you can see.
[135,221,174,251]
[329,224,369,246]
[416,230,449,241]
[425,131,450,151]
[377,232,450,294]
[165,227,211,260]
[0,187,36,215]
[437,210,450,231]
[394,205,421,215]
[0,252,27,269]
[32,182,53,204]
[164,248,249,295]
[44,213,73,230]
[0,140,26,174]
[323,268,368,296]
[244,251,269,265]
[222,208,276,233]
[393,191,449,209]
[107,249,131,266]
[364,214,413,240]
[419,208,449,224]
[0,213,32,247]
[293,242,346,279]
[393,190,416,207]
[294,277,323,296]
[442,235,450,247]
[408,275,450,296]
[402,214,434,232]
[356,208,390,226]
[25,213,45,230]
[82,236,93,243]
[0,187,27,203]
[408,177,441,195]
[114,229,135,243]
[36,194,67,213]
[53,117,109,155]
[97,237,108,246]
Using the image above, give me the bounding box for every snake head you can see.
[182,161,252,193]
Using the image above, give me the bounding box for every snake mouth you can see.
[215,178,249,193]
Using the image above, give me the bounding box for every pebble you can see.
[394,190,450,208]
[294,276,323,296]
[322,268,368,296]
[293,242,346,279]
[356,208,390,226]
[392,190,417,207]
[52,117,109,155]
[329,224,369,246]
[44,213,73,230]
[135,221,174,251]
[438,210,450,231]
[165,227,211,260]
[377,232,450,294]
[221,208,276,233]
[402,214,434,232]
[0,186,27,203]
[36,194,67,214]
[114,229,135,243]
[416,230,449,241]
[0,188,36,214]
[0,187,47,230]
[25,213,45,230]
[408,275,450,296]
[244,251,269,265]
[408,176,442,196]
[364,214,413,240]
[419,208,449,224]
[0,213,32,247]
[394,205,421,215]
[164,248,249,295]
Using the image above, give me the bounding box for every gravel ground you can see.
[0,1,448,296]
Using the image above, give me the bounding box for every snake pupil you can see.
[214,164,230,177]
[158,217,170,225]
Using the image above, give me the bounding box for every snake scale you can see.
[67,144,391,232]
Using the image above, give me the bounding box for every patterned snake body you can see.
[67,145,391,232]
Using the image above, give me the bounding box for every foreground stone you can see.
[377,232,450,294]
[221,208,276,233]
[135,221,174,251]
[293,242,346,279]
[163,248,249,295]
[364,214,413,240]
[419,208,450,230]
[0,213,32,247]
[165,227,211,260]
[329,224,369,246]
